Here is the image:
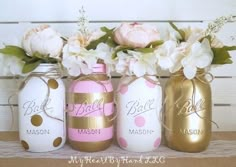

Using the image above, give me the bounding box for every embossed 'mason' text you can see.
[180,129,204,135]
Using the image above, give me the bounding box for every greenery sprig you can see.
[0,45,58,73]
[169,18,236,65]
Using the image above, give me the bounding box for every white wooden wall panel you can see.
[0,0,236,131]
[0,0,235,22]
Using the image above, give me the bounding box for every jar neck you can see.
[171,68,205,78]
[32,63,59,75]
[91,63,106,74]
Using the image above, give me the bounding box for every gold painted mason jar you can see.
[164,69,212,152]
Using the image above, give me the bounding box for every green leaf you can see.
[224,59,233,64]
[100,27,114,34]
[223,46,236,51]
[146,40,164,48]
[212,47,233,64]
[22,60,42,73]
[61,36,68,41]
[135,48,155,53]
[0,45,30,60]
[169,22,185,40]
[112,46,133,59]
[106,38,118,48]
[86,27,116,50]
[32,52,58,63]
[199,35,212,43]
[42,57,58,64]
[86,34,109,50]
[32,52,46,59]
[24,56,40,63]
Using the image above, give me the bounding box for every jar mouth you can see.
[33,63,59,74]
[172,68,205,76]
[92,63,106,73]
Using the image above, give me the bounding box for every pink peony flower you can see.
[113,23,160,48]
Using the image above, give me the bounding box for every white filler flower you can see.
[181,39,214,79]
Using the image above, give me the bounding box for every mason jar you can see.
[67,63,115,152]
[18,64,66,152]
[116,76,162,152]
[164,69,212,152]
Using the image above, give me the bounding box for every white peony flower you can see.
[22,25,63,59]
[181,39,213,79]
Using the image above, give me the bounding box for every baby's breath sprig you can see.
[78,6,89,37]
[205,15,235,36]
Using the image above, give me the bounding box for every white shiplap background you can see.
[0,0,236,131]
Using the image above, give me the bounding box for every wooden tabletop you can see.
[0,131,236,167]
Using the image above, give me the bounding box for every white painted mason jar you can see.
[116,76,162,152]
[18,64,66,152]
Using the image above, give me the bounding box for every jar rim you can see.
[32,63,59,74]
[172,68,205,75]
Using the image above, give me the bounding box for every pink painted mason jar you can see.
[67,63,114,152]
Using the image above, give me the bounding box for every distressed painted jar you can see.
[67,63,114,152]
[164,69,212,152]
[116,76,162,152]
[18,64,66,152]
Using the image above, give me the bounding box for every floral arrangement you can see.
[0,25,64,74]
[112,23,163,77]
[61,28,114,76]
[158,15,236,79]
[87,22,165,77]
[0,13,235,79]
[61,7,114,76]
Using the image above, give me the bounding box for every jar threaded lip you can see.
[172,68,205,77]
[92,63,106,73]
[32,63,59,74]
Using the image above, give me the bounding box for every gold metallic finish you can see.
[53,137,62,147]
[67,113,115,129]
[73,74,108,81]
[31,115,43,127]
[164,69,212,152]
[69,139,113,152]
[48,79,59,89]
[68,92,114,104]
[21,140,29,150]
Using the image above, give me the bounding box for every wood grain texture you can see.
[0,157,235,167]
